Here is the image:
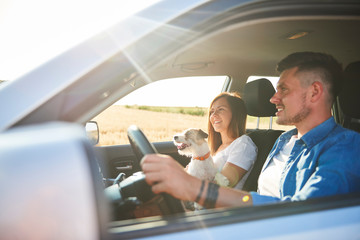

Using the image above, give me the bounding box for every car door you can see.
[95,140,190,182]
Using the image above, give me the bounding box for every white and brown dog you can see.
[173,128,229,187]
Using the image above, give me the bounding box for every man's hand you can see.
[141,154,200,202]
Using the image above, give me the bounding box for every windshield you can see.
[0,0,160,81]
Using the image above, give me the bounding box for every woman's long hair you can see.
[208,92,247,155]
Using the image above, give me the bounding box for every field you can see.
[92,105,292,146]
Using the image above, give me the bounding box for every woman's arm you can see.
[221,136,257,187]
[221,162,247,187]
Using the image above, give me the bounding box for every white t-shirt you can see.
[258,135,298,197]
[213,135,258,190]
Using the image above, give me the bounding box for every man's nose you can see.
[270,92,279,104]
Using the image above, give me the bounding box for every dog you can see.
[173,128,229,198]
[173,128,229,210]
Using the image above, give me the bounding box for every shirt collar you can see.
[279,128,298,142]
[300,117,337,148]
[279,117,337,148]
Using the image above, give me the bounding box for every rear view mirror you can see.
[85,121,99,145]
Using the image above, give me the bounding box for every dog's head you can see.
[173,128,209,156]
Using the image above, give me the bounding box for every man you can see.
[141,52,360,208]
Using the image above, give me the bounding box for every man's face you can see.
[270,67,311,126]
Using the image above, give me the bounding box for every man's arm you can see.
[141,154,254,208]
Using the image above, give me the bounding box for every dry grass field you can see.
[92,105,292,146]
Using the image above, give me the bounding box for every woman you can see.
[208,92,257,189]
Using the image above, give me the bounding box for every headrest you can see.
[339,61,360,119]
[243,78,277,117]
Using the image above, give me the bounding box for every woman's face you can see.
[210,97,233,134]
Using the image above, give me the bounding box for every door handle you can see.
[116,165,133,171]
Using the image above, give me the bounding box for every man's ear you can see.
[310,81,323,103]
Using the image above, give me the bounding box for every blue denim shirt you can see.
[251,117,360,205]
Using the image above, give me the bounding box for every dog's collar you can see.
[193,152,210,161]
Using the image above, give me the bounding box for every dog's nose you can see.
[174,136,178,140]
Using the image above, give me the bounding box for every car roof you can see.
[0,0,359,131]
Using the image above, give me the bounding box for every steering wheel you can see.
[127,125,157,167]
[127,125,185,215]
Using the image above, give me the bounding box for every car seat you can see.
[338,61,360,133]
[242,78,284,192]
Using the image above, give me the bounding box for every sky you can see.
[0,0,160,80]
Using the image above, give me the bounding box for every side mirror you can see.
[85,121,99,145]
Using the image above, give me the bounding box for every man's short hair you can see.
[277,52,343,101]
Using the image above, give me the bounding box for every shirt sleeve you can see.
[250,192,282,205]
[227,135,258,171]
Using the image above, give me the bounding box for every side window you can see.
[246,76,293,131]
[92,76,227,146]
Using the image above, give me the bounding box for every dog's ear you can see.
[199,129,208,139]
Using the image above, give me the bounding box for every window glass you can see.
[92,76,227,145]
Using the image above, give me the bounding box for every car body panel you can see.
[138,206,360,240]
[111,194,360,239]
[0,123,109,240]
